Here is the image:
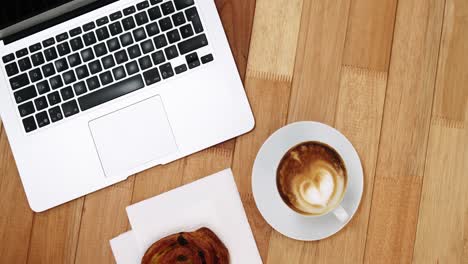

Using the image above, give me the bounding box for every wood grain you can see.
[412,0,468,262]
[364,0,446,262]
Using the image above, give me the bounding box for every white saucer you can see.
[252,121,364,241]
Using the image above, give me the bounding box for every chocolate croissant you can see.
[141,227,230,264]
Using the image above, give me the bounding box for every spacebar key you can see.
[78,75,145,111]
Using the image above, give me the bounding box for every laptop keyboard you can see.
[2,0,214,133]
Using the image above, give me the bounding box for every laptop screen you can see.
[0,0,77,30]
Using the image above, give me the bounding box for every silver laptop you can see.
[0,0,254,212]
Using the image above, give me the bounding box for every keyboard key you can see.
[34,96,48,111]
[133,27,147,42]
[19,101,35,117]
[174,0,194,10]
[178,34,207,54]
[167,29,181,44]
[83,22,96,32]
[69,27,82,37]
[161,1,175,15]
[88,60,103,74]
[137,1,150,10]
[115,50,129,64]
[110,11,123,21]
[124,6,136,16]
[2,53,15,63]
[185,7,203,33]
[175,64,187,74]
[96,16,109,26]
[29,43,42,53]
[143,68,161,85]
[44,47,58,62]
[148,6,162,20]
[172,12,186,26]
[125,61,140,75]
[120,32,134,47]
[94,43,108,57]
[10,73,29,90]
[138,55,152,70]
[107,37,121,52]
[154,34,168,49]
[112,66,126,80]
[73,81,87,95]
[151,50,165,65]
[159,62,174,79]
[164,45,178,60]
[70,37,84,51]
[14,85,37,103]
[29,68,43,82]
[141,39,155,54]
[36,111,50,127]
[18,57,32,71]
[42,63,56,77]
[135,11,149,26]
[62,70,76,85]
[57,42,71,56]
[96,27,110,41]
[56,32,69,42]
[186,52,200,69]
[150,0,162,5]
[68,53,82,67]
[86,76,100,90]
[60,86,74,100]
[5,62,19,77]
[159,17,173,32]
[102,55,116,69]
[62,100,80,117]
[43,37,56,47]
[31,52,45,67]
[109,21,123,36]
[122,17,136,31]
[81,48,95,62]
[146,22,160,36]
[50,75,64,90]
[78,75,145,111]
[16,48,28,58]
[83,32,97,46]
[201,54,213,64]
[180,24,194,38]
[36,81,51,94]
[47,91,61,105]
[22,116,37,132]
[75,65,90,79]
[127,44,142,59]
[99,71,114,86]
[49,106,63,122]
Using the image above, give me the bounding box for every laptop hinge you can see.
[3,0,118,45]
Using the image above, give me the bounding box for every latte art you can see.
[277,142,347,216]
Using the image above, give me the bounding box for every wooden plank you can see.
[364,0,446,262]
[70,1,256,263]
[230,0,304,261]
[343,0,398,71]
[0,131,34,263]
[28,199,83,263]
[413,0,468,262]
[303,66,387,263]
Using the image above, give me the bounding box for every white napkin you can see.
[110,168,262,263]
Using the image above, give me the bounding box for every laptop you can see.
[0,0,254,212]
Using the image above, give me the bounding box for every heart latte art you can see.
[277,142,347,216]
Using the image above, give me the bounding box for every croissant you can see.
[141,227,230,264]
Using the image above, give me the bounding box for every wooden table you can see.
[1,0,467,263]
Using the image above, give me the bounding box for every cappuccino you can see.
[276,142,347,216]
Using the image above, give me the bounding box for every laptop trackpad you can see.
[89,96,178,178]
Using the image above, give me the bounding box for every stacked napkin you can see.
[110,168,263,263]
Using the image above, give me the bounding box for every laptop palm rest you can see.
[89,96,178,178]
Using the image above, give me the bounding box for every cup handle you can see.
[332,205,349,223]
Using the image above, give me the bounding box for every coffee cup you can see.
[276,141,349,222]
